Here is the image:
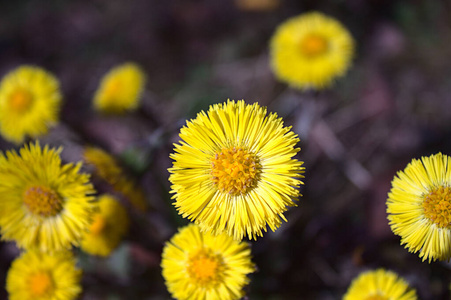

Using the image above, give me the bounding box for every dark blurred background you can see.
[1,0,451,299]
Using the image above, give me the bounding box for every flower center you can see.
[300,34,328,57]
[210,147,260,195]
[23,186,63,217]
[422,186,451,228]
[89,215,107,235]
[28,271,54,297]
[104,78,122,100]
[365,294,388,300]
[9,88,34,113]
[188,249,223,285]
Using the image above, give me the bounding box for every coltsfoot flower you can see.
[344,269,417,300]
[93,62,146,114]
[0,65,61,144]
[270,12,354,90]
[81,194,129,256]
[169,100,304,240]
[0,142,96,252]
[6,250,82,300]
[387,153,451,262]
[161,224,255,300]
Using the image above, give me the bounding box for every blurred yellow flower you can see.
[83,146,148,211]
[6,250,82,300]
[161,224,255,300]
[93,62,146,114]
[387,153,451,263]
[0,142,96,252]
[169,100,304,240]
[269,12,354,90]
[0,65,61,144]
[344,269,417,300]
[81,194,129,256]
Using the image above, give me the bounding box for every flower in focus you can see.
[161,224,255,300]
[344,269,417,300]
[0,65,61,144]
[169,100,304,240]
[81,194,129,256]
[269,12,354,90]
[387,153,451,262]
[93,62,146,114]
[0,142,96,252]
[6,250,82,300]
[83,146,148,211]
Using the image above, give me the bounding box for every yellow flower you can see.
[0,65,61,144]
[269,12,354,90]
[83,146,148,211]
[81,194,129,256]
[344,269,417,300]
[169,100,304,240]
[161,224,255,300]
[93,62,146,114]
[0,142,96,252]
[6,250,82,300]
[387,153,451,262]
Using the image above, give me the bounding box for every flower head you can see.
[387,153,451,262]
[6,250,82,300]
[0,65,61,144]
[0,142,96,252]
[83,146,148,211]
[93,62,146,114]
[161,224,255,300]
[81,194,129,256]
[269,12,354,90]
[344,269,417,300]
[169,100,304,240]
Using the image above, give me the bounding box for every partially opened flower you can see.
[161,224,255,300]
[83,146,148,211]
[0,142,96,252]
[344,269,417,300]
[387,153,451,262]
[169,100,304,240]
[93,62,146,114]
[81,194,129,256]
[0,65,61,144]
[6,250,82,300]
[270,12,354,90]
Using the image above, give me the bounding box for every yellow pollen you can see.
[422,186,451,228]
[300,34,329,57]
[9,88,34,113]
[89,215,107,235]
[210,147,260,195]
[28,271,54,297]
[188,249,223,285]
[365,294,388,300]
[23,186,63,217]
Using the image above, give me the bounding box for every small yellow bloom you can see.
[83,146,148,211]
[270,12,354,90]
[0,142,96,252]
[6,250,82,300]
[81,194,129,256]
[0,65,61,144]
[93,62,146,114]
[169,100,304,240]
[161,224,255,300]
[344,269,417,300]
[387,153,451,262]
